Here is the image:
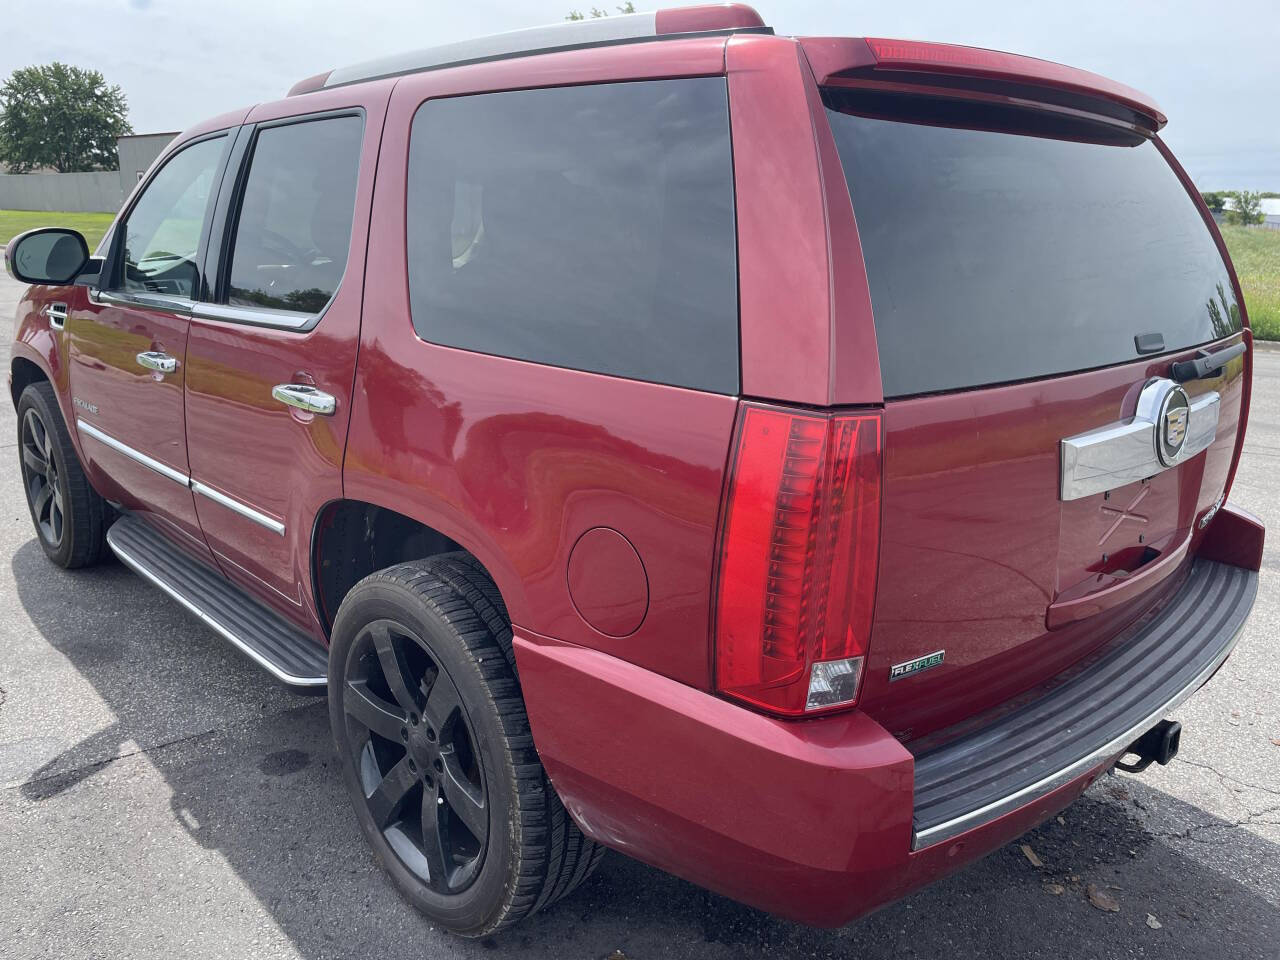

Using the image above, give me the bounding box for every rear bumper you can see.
[515,555,1257,928]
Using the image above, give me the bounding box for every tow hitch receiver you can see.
[1117,719,1182,773]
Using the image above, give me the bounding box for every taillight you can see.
[713,403,882,717]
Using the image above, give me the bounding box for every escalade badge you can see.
[890,650,944,681]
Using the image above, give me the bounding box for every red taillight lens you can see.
[713,403,882,717]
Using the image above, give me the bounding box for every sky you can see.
[4,0,1277,189]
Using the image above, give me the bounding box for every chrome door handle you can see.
[41,302,68,330]
[272,383,336,416]
[136,351,178,374]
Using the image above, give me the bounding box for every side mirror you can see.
[4,227,90,285]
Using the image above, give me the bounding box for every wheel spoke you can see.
[366,755,419,829]
[422,667,462,734]
[371,625,421,714]
[439,753,487,844]
[419,786,450,889]
[33,483,53,521]
[345,678,408,741]
[22,443,47,477]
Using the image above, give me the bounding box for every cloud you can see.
[2,0,1277,188]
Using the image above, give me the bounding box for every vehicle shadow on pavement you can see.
[10,537,1280,960]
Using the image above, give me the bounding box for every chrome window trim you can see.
[76,418,190,486]
[190,301,322,332]
[191,481,286,536]
[1060,383,1220,501]
[89,288,195,315]
[911,609,1248,850]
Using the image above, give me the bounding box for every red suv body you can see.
[6,4,1263,934]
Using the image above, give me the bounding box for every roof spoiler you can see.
[799,36,1166,133]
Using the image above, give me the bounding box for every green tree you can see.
[1226,190,1265,226]
[1200,190,1227,214]
[567,2,636,20]
[0,62,132,173]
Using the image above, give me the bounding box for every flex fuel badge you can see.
[889,650,944,681]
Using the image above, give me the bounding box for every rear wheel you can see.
[16,381,109,568]
[327,554,604,936]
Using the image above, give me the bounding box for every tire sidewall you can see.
[328,577,520,935]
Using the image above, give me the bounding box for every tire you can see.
[16,381,110,568]
[327,553,605,937]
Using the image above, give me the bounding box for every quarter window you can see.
[406,79,739,394]
[225,115,363,314]
[116,136,224,299]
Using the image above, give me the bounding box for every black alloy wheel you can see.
[328,555,606,936]
[21,406,64,548]
[16,381,109,568]
[343,619,489,893]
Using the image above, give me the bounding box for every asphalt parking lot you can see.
[0,267,1277,960]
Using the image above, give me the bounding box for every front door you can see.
[184,93,385,623]
[69,133,231,557]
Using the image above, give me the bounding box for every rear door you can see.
[183,88,389,624]
[70,133,231,558]
[816,72,1249,740]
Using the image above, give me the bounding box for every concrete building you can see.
[115,132,179,186]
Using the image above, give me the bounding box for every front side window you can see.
[117,136,225,298]
[406,78,739,394]
[225,115,363,314]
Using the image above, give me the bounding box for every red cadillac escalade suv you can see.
[5,4,1263,937]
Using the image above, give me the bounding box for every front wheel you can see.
[327,554,604,937]
[16,381,110,568]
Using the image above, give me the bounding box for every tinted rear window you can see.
[824,91,1241,397]
[406,78,739,394]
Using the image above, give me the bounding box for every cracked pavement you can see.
[1,269,1278,959]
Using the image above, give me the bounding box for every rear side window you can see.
[824,91,1242,398]
[226,114,362,314]
[406,78,739,394]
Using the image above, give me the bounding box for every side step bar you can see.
[107,515,328,686]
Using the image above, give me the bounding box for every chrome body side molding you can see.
[76,420,285,536]
[191,481,286,536]
[76,418,190,486]
[1060,380,1219,501]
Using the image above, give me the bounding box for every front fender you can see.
[10,283,84,460]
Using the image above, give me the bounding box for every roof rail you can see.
[288,3,769,96]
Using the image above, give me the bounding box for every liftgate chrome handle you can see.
[136,351,178,374]
[272,383,336,416]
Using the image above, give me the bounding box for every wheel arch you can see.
[10,354,49,407]
[310,498,518,636]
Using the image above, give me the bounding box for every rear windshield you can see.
[823,90,1241,398]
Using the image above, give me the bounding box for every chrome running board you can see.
[107,515,328,686]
